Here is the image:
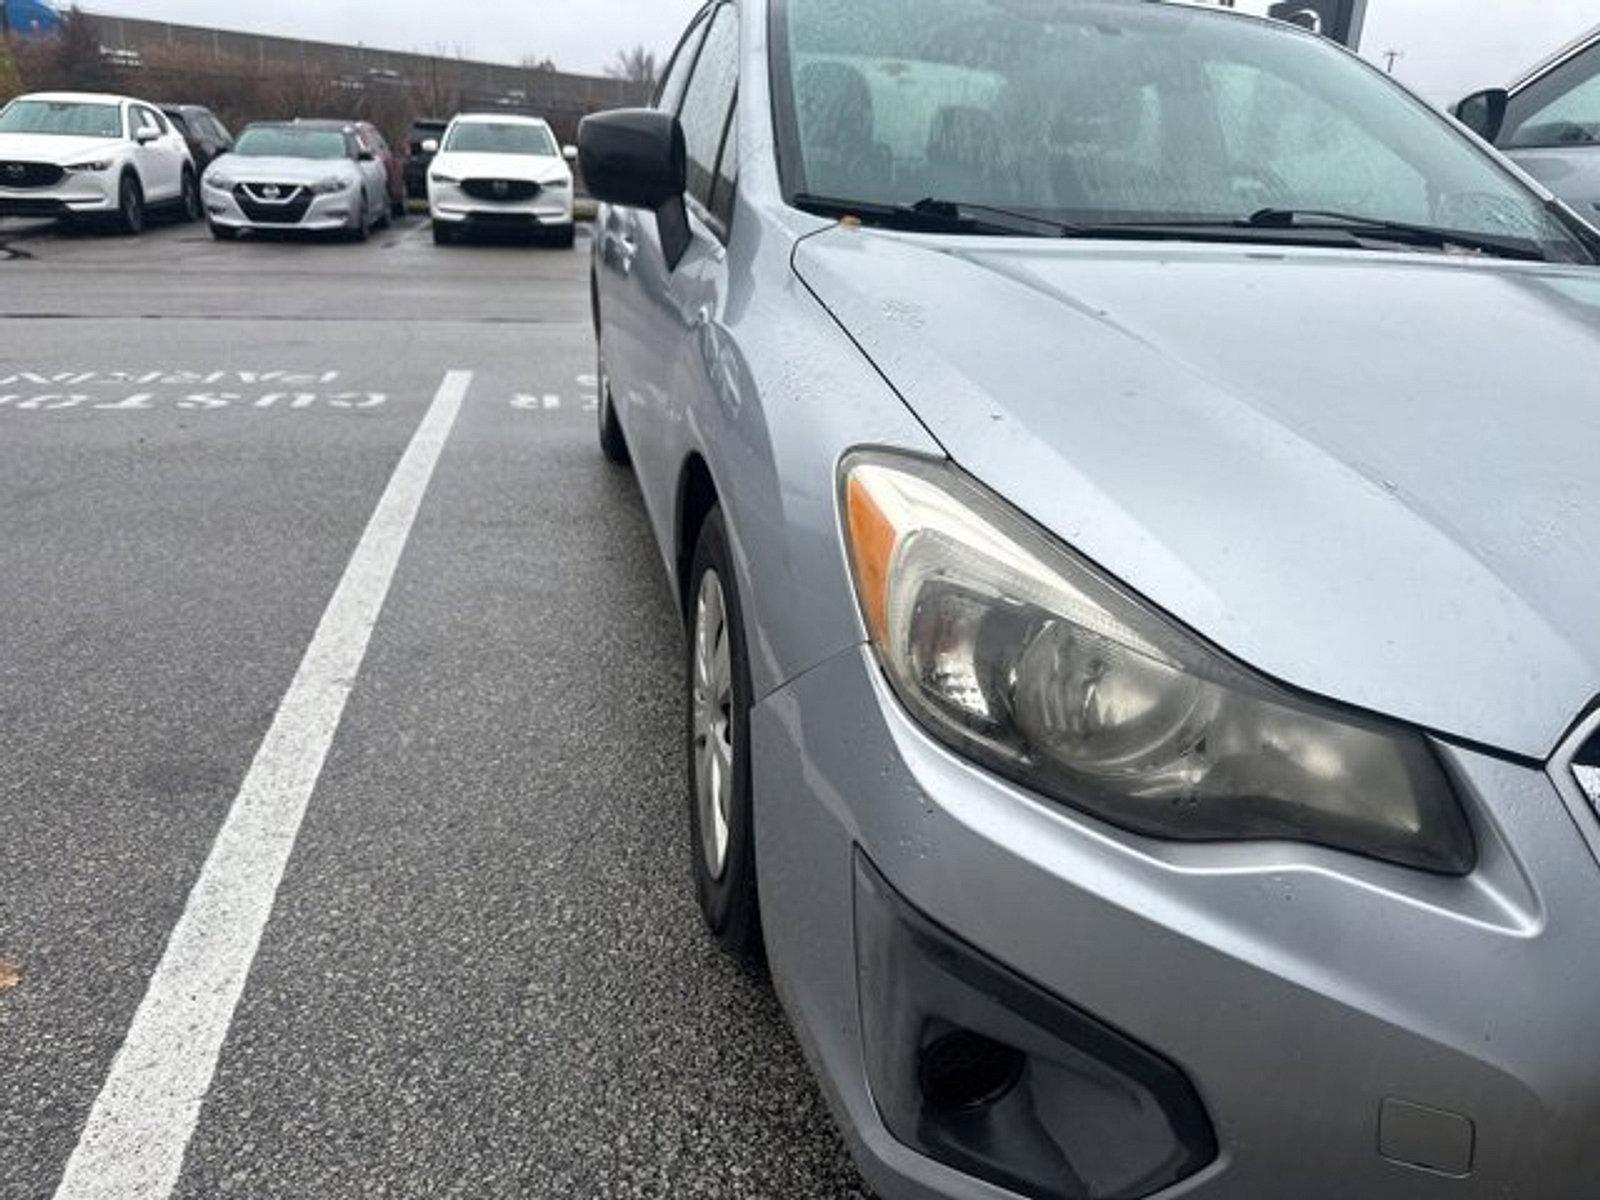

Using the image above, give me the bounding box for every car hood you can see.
[206,157,357,184]
[795,230,1600,758]
[0,132,121,164]
[429,151,569,184]
[1507,147,1600,228]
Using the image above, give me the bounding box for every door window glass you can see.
[678,5,739,207]
[711,101,739,227]
[657,9,711,114]
[1504,43,1600,150]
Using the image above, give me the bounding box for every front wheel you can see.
[686,508,763,965]
[596,350,629,466]
[347,195,370,243]
[115,175,145,236]
[177,170,201,223]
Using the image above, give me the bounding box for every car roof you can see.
[451,112,551,127]
[16,91,141,106]
[288,119,359,131]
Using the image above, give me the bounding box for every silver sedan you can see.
[201,120,390,241]
[584,2,1600,1198]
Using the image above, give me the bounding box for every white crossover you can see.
[0,91,198,233]
[428,113,577,246]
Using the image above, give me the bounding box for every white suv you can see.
[0,91,198,234]
[427,113,577,246]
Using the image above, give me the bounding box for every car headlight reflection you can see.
[841,452,1475,875]
[312,175,355,195]
[64,160,112,173]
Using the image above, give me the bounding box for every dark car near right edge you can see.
[403,117,448,199]
[581,1,1600,1198]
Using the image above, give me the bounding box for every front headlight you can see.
[312,175,354,195]
[430,171,459,185]
[841,453,1475,875]
[64,159,112,173]
[205,174,233,191]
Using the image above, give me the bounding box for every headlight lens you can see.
[205,174,233,191]
[841,453,1475,875]
[430,171,459,185]
[312,175,354,195]
[64,159,112,173]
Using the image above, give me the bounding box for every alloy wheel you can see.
[692,570,735,881]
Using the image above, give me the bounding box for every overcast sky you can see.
[85,0,1599,92]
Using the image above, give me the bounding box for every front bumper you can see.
[428,178,573,230]
[204,182,362,233]
[754,644,1600,1199]
[0,172,119,216]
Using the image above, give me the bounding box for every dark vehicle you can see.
[160,105,233,172]
[403,117,448,199]
[354,121,406,217]
[1456,24,1600,223]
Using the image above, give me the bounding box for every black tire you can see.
[177,170,201,224]
[209,223,239,241]
[348,195,370,243]
[596,348,629,466]
[686,508,763,965]
[115,174,145,236]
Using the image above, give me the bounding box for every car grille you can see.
[235,183,314,225]
[1576,731,1600,808]
[460,178,540,202]
[0,161,65,190]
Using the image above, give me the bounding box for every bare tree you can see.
[520,53,557,73]
[605,45,658,87]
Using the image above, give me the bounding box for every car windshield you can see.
[0,100,122,138]
[233,127,349,160]
[776,0,1592,260]
[443,122,556,156]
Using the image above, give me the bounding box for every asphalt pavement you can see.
[0,214,870,1199]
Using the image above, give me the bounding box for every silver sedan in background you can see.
[202,120,391,241]
[582,1,1600,1198]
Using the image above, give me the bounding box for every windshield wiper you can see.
[1242,208,1549,262]
[793,193,1079,238]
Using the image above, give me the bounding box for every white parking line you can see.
[50,369,474,1200]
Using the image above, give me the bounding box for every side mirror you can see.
[421,138,440,154]
[135,128,160,145]
[579,109,691,267]
[578,109,685,210]
[562,144,579,163]
[1455,88,1509,144]
[358,150,377,162]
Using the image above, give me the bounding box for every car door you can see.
[132,105,184,200]
[595,4,712,463]
[603,2,741,557]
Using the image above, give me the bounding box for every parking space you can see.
[0,219,868,1199]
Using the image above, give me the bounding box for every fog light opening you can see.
[919,1029,1027,1113]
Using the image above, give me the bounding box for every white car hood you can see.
[0,132,122,165]
[431,151,569,185]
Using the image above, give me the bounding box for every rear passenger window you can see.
[657,9,711,114]
[678,5,739,211]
